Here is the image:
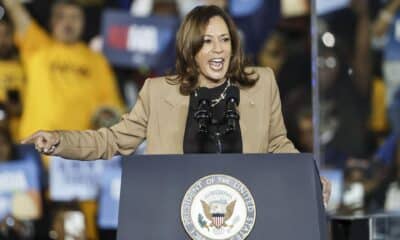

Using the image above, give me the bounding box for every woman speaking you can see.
[22,5,331,204]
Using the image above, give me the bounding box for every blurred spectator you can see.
[258,18,311,151]
[389,86,400,135]
[371,79,400,167]
[48,202,85,240]
[71,107,122,240]
[91,106,121,129]
[293,108,313,152]
[0,122,16,162]
[339,161,367,215]
[0,126,41,240]
[372,0,400,140]
[1,0,124,140]
[258,31,287,75]
[366,135,400,213]
[0,19,24,142]
[0,215,34,240]
[232,0,280,59]
[384,139,400,211]
[372,0,400,133]
[318,0,372,166]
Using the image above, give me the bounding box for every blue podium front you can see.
[117,154,327,240]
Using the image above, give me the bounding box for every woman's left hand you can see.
[320,176,332,208]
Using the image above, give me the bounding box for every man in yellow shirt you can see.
[2,0,124,140]
[0,19,24,142]
[2,2,123,239]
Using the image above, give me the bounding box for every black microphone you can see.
[224,86,240,133]
[194,88,212,134]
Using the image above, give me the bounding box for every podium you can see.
[117,154,328,240]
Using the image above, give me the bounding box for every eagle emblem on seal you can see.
[199,200,236,230]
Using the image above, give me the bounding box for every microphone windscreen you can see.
[194,87,212,106]
[226,85,240,104]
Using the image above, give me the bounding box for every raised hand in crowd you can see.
[372,0,400,37]
[1,0,31,35]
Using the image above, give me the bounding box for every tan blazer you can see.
[54,67,297,160]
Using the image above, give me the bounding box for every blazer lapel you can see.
[239,85,263,153]
[160,86,189,153]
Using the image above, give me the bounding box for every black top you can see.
[183,81,243,153]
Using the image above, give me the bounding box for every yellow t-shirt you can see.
[15,22,124,139]
[369,77,389,132]
[0,60,25,141]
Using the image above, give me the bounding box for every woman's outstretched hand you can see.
[21,131,61,155]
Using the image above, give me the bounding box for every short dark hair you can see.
[51,0,82,15]
[53,0,81,7]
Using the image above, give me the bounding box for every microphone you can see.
[194,88,212,134]
[224,86,240,133]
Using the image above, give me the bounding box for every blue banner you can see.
[0,159,41,220]
[316,0,350,15]
[231,0,280,56]
[229,0,263,17]
[49,156,121,201]
[101,9,179,73]
[384,13,400,61]
[97,160,122,229]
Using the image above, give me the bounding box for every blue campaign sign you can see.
[231,0,280,56]
[384,12,400,61]
[49,156,122,201]
[316,0,350,16]
[101,9,179,72]
[229,0,263,17]
[0,159,41,220]
[98,159,122,229]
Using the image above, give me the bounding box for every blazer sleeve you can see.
[52,78,151,160]
[265,68,298,153]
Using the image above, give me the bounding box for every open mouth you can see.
[208,58,224,71]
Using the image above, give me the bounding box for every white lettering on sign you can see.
[0,171,28,193]
[127,24,158,54]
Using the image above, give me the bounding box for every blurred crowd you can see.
[318,0,400,221]
[1,0,400,239]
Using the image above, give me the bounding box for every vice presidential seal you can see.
[181,175,256,240]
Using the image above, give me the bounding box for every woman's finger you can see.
[21,131,43,144]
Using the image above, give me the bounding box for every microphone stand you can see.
[213,131,223,153]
